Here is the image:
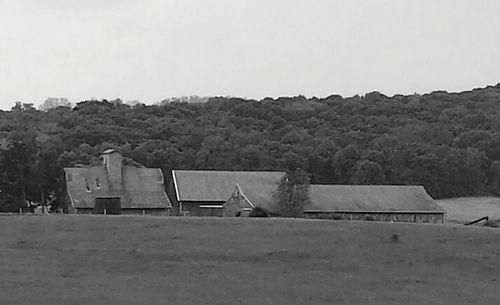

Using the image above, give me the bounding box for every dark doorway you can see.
[94,197,121,215]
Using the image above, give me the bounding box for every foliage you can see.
[2,85,500,210]
[38,97,72,111]
[363,215,376,221]
[248,206,271,217]
[483,220,499,228]
[351,160,385,185]
[272,169,311,217]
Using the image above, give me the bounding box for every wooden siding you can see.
[304,211,444,223]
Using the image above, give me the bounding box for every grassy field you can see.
[437,196,500,223]
[0,216,499,305]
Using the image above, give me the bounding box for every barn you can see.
[168,170,285,216]
[305,185,445,223]
[64,149,172,215]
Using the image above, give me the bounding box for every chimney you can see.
[101,149,123,194]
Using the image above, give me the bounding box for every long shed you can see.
[306,185,445,223]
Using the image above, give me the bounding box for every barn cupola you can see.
[100,149,124,193]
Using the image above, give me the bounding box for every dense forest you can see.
[2,84,500,212]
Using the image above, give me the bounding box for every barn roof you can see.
[308,185,444,213]
[172,170,285,202]
[64,166,172,209]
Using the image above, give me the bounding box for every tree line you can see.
[1,84,500,212]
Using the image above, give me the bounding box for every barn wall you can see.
[223,193,251,217]
[304,212,444,223]
[74,208,170,216]
[223,201,242,217]
[62,178,71,213]
[179,202,199,216]
[121,209,171,216]
[94,197,121,214]
[180,201,223,216]
[198,208,223,217]
[75,208,93,214]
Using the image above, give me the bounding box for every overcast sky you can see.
[1,0,500,109]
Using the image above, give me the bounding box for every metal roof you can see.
[308,185,444,213]
[172,170,285,202]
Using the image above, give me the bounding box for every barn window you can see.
[67,174,73,182]
[85,177,91,192]
[95,177,101,188]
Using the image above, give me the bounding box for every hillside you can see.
[2,84,500,211]
[1,216,499,305]
[437,197,500,223]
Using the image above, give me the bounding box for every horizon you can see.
[5,82,500,110]
[1,0,500,110]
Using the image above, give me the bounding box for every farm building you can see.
[64,149,172,215]
[305,185,445,223]
[168,170,285,216]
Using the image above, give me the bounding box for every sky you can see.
[1,0,500,109]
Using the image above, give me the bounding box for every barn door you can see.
[94,197,121,215]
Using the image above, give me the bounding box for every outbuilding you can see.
[306,185,445,223]
[64,149,172,215]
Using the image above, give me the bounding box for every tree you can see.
[38,97,72,111]
[0,105,64,212]
[332,144,360,183]
[272,169,311,217]
[351,160,385,185]
[3,83,500,209]
[486,161,500,195]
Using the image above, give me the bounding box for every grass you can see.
[1,215,499,305]
[436,196,500,223]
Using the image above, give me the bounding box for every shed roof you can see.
[308,185,444,213]
[172,170,285,202]
[64,166,172,209]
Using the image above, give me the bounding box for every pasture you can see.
[0,215,499,305]
[437,196,500,223]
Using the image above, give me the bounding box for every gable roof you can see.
[64,166,172,209]
[308,185,444,213]
[172,170,285,202]
[224,185,255,210]
[231,183,277,210]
